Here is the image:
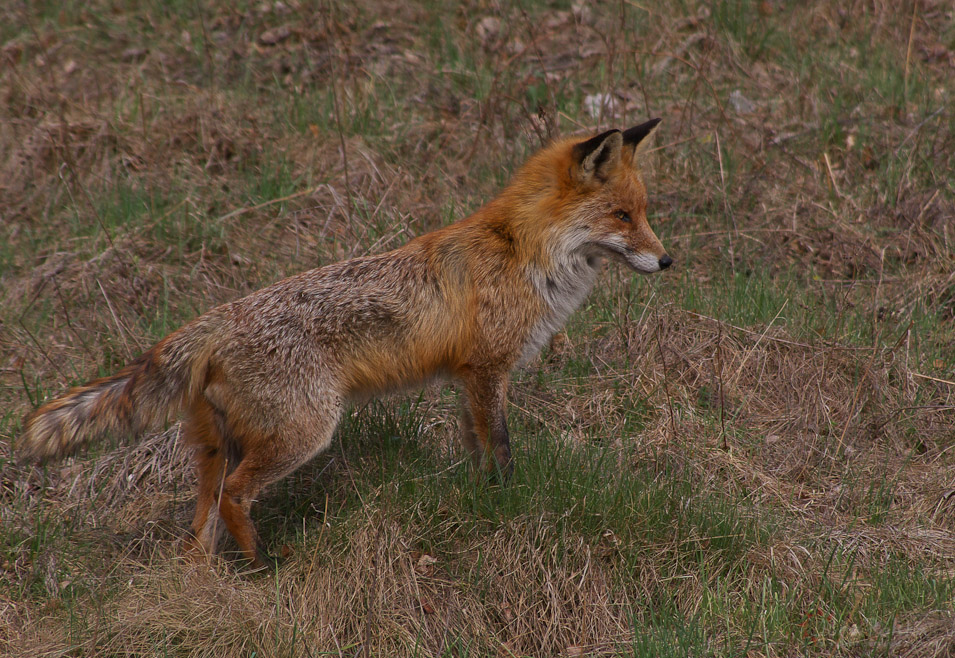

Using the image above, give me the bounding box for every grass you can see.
[2,0,954,656]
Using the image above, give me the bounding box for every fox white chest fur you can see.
[521,249,602,365]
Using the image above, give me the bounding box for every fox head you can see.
[566,120,672,274]
[516,119,672,275]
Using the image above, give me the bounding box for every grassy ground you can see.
[2,0,954,655]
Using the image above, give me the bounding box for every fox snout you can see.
[619,225,672,274]
[625,250,673,274]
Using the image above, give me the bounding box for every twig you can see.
[682,309,870,351]
[644,133,706,154]
[715,321,728,450]
[326,0,354,226]
[52,276,96,363]
[97,278,135,358]
[215,186,322,223]
[895,106,945,156]
[17,319,69,389]
[903,2,917,106]
[822,151,842,198]
[834,342,881,457]
[714,130,738,275]
[463,41,538,169]
[655,318,677,443]
[15,279,72,384]
[869,405,955,434]
[729,299,788,388]
[911,372,955,387]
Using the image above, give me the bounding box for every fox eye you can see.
[615,210,632,223]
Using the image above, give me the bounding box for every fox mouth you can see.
[594,242,666,274]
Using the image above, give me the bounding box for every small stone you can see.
[475,17,501,48]
[728,89,755,114]
[259,25,292,46]
[583,92,613,119]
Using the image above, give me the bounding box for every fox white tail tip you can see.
[19,407,79,464]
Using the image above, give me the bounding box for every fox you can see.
[19,120,672,568]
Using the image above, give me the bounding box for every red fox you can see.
[19,120,671,568]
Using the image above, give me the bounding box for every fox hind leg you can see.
[215,402,343,569]
[182,398,239,562]
[189,444,229,558]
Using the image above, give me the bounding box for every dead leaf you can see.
[418,597,435,614]
[259,25,292,46]
[121,47,148,62]
[415,553,438,575]
[501,602,515,622]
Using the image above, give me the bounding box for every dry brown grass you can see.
[2,0,954,656]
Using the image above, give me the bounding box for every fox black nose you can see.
[658,255,673,270]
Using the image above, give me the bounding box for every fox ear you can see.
[622,118,662,157]
[572,129,623,184]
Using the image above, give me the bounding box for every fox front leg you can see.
[488,404,513,479]
[460,371,513,479]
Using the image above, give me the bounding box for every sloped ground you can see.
[1,1,954,656]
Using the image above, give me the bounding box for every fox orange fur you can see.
[20,120,672,567]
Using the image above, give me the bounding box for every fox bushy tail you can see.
[19,318,218,463]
